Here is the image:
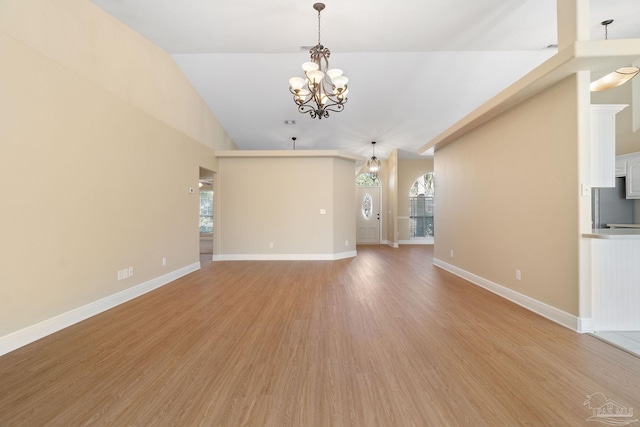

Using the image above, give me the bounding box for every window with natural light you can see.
[409,173,434,239]
[199,191,213,234]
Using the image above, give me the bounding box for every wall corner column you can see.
[557,0,590,50]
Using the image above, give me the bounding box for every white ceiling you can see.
[90,0,639,160]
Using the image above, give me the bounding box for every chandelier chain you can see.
[317,8,321,45]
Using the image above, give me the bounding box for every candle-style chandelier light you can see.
[288,3,349,119]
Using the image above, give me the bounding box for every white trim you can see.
[0,263,200,356]
[215,251,357,261]
[216,149,366,162]
[433,258,583,332]
[577,317,594,333]
[211,254,222,261]
[333,250,358,260]
[399,238,434,245]
[386,242,399,248]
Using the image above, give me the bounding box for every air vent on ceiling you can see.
[284,120,296,125]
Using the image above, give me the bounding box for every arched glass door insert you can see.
[355,173,381,244]
[409,173,434,239]
[362,193,373,220]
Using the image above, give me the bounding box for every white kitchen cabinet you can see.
[590,104,627,187]
[626,158,640,198]
[615,158,627,177]
[585,233,640,331]
[615,152,640,198]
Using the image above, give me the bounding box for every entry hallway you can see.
[1,246,639,426]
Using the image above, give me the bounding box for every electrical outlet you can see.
[345,240,349,246]
[516,269,521,280]
[269,242,274,248]
[450,249,454,258]
[162,257,166,266]
[117,268,130,280]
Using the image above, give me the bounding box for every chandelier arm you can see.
[297,103,316,114]
[290,91,313,107]
[322,88,347,102]
[320,104,345,114]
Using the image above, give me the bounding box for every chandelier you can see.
[288,3,349,119]
[367,141,380,178]
[590,20,640,92]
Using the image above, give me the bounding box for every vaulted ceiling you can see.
[90,0,639,159]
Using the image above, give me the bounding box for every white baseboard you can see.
[0,262,200,356]
[333,250,358,260]
[215,251,357,261]
[577,317,594,333]
[433,258,584,332]
[398,238,434,245]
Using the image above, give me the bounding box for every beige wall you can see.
[0,0,235,151]
[332,159,357,253]
[397,159,434,241]
[434,76,580,315]
[386,150,399,246]
[0,1,232,336]
[218,157,356,257]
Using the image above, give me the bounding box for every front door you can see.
[356,186,380,244]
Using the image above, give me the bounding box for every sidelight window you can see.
[409,173,434,238]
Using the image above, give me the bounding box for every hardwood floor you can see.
[1,245,639,426]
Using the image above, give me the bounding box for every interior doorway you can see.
[199,168,214,261]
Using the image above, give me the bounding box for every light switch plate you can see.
[581,183,591,197]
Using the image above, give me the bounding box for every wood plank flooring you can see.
[1,245,640,426]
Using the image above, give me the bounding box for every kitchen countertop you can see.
[583,229,640,239]
[607,224,640,229]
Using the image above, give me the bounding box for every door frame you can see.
[356,185,382,244]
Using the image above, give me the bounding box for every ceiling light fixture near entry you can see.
[367,141,380,178]
[590,20,640,92]
[288,3,349,120]
[591,67,640,92]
